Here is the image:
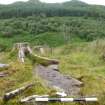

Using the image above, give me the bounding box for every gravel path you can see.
[34,65,83,95]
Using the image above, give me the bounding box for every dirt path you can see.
[34,65,83,95]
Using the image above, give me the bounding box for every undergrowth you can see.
[0,39,105,105]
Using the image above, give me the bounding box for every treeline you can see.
[0,0,105,19]
[0,16,105,41]
[0,0,105,49]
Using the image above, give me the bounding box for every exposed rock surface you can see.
[35,65,83,95]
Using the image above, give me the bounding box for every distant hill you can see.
[0,0,105,48]
[0,0,105,19]
[63,0,88,6]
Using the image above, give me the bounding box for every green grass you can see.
[0,52,49,105]
[0,32,70,51]
[50,41,105,102]
[1,39,105,105]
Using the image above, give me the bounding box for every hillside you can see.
[0,0,105,105]
[0,16,105,50]
[0,0,105,51]
[0,0,105,19]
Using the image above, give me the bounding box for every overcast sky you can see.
[0,0,105,5]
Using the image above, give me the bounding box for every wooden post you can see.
[12,43,59,65]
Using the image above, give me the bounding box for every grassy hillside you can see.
[0,16,105,51]
[0,0,105,19]
[0,0,105,105]
[0,0,105,49]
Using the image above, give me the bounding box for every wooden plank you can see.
[3,83,35,101]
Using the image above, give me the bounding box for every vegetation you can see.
[1,16,105,49]
[0,0,105,19]
[0,0,105,105]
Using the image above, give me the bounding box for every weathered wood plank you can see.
[3,83,35,101]
[0,72,8,77]
[20,95,49,103]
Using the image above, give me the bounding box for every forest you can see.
[0,0,105,49]
[0,0,105,105]
[0,0,105,19]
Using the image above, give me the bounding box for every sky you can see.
[0,0,105,5]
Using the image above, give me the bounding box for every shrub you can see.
[0,44,7,51]
[2,26,15,37]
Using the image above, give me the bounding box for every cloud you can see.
[0,0,105,5]
[41,0,105,5]
[81,0,105,5]
[0,0,28,4]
